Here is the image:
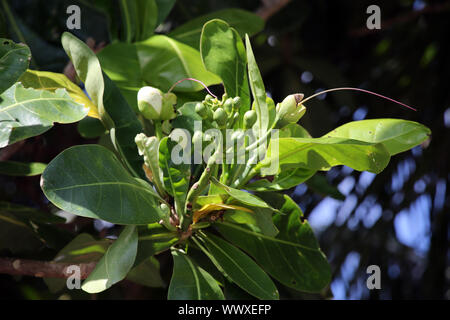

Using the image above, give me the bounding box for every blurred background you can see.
[0,0,448,299]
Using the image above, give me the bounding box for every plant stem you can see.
[154,120,164,140]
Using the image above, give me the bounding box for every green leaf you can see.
[168,249,225,300]
[0,83,89,148]
[135,223,179,266]
[197,232,279,300]
[44,233,110,293]
[216,195,332,293]
[127,256,165,288]
[41,145,164,225]
[323,119,431,156]
[61,32,104,118]
[210,177,273,210]
[0,160,46,176]
[171,102,203,135]
[77,117,107,139]
[306,173,345,201]
[0,201,65,224]
[82,225,138,293]
[97,35,221,111]
[159,136,190,214]
[62,32,144,178]
[245,168,315,192]
[245,35,269,136]
[18,69,99,118]
[0,38,30,94]
[279,123,312,138]
[169,9,264,48]
[200,19,250,121]
[223,207,278,237]
[259,136,391,175]
[155,0,176,25]
[119,0,158,42]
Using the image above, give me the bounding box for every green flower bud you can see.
[138,86,176,121]
[204,94,214,102]
[222,93,228,102]
[192,130,203,146]
[232,96,241,110]
[223,98,234,114]
[160,203,170,215]
[243,109,257,129]
[213,108,228,128]
[138,86,163,120]
[276,93,306,124]
[195,102,208,118]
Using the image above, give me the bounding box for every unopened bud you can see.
[213,108,228,128]
[243,110,257,129]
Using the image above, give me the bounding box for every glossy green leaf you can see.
[82,225,138,293]
[159,136,190,214]
[44,233,110,293]
[168,249,225,300]
[200,19,250,120]
[77,117,107,139]
[18,69,99,118]
[0,38,30,94]
[245,168,315,192]
[97,35,221,110]
[62,32,144,178]
[245,35,269,136]
[197,232,279,300]
[224,207,278,237]
[279,123,312,138]
[0,83,89,148]
[169,9,264,48]
[127,256,165,288]
[135,223,179,265]
[119,0,158,42]
[216,195,331,293]
[41,145,164,225]
[61,32,104,118]
[0,160,46,176]
[211,177,272,210]
[259,136,391,175]
[323,119,431,155]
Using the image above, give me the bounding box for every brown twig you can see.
[349,2,450,37]
[256,0,291,21]
[0,257,96,279]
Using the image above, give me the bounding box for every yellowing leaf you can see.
[193,203,253,223]
[19,69,99,118]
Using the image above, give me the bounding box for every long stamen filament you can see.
[168,78,218,99]
[301,87,417,111]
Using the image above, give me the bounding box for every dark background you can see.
[0,0,448,299]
